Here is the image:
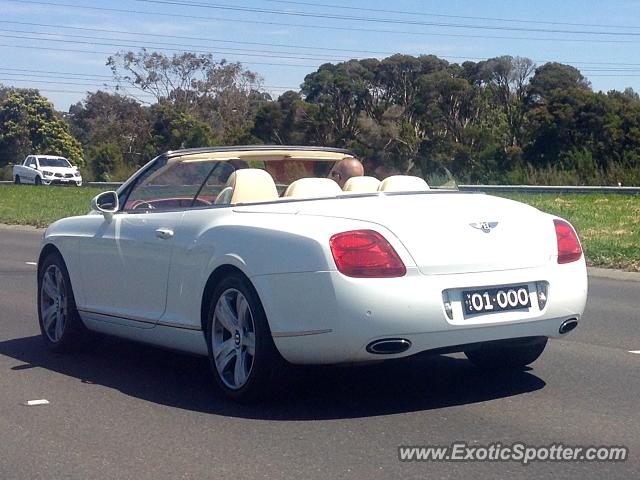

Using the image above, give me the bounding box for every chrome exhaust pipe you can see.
[559,318,579,334]
[366,338,411,355]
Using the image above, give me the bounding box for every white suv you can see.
[13,155,82,186]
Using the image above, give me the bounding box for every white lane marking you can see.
[629,350,640,355]
[25,262,37,266]
[24,399,49,406]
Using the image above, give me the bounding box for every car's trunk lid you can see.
[295,192,556,275]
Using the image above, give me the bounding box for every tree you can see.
[301,61,373,145]
[0,89,83,166]
[251,91,321,145]
[108,50,264,143]
[149,102,219,152]
[528,62,591,103]
[87,142,125,181]
[476,56,536,149]
[69,91,151,166]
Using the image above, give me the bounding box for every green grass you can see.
[0,184,104,228]
[500,193,640,272]
[1,185,638,271]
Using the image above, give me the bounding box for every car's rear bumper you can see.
[253,260,588,364]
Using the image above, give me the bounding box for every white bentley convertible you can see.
[37,146,588,401]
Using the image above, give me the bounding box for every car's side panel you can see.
[45,212,183,322]
[79,212,183,321]
[13,158,39,184]
[30,157,40,183]
[159,208,381,329]
[81,312,208,355]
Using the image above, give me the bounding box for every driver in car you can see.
[328,158,364,189]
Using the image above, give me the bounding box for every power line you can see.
[2,20,640,67]
[3,29,640,76]
[6,87,102,94]
[9,0,640,45]
[576,74,640,77]
[0,73,298,90]
[0,42,113,56]
[2,34,640,77]
[0,29,348,61]
[263,0,640,30]
[0,42,319,68]
[0,67,113,79]
[0,78,116,87]
[0,33,340,61]
[0,20,395,57]
[132,0,640,36]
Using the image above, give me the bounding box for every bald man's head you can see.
[328,158,364,188]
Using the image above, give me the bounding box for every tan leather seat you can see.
[342,176,381,193]
[283,178,342,199]
[219,169,279,204]
[378,175,430,192]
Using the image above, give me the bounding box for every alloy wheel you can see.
[211,288,256,390]
[40,264,67,343]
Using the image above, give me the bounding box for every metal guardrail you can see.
[458,185,640,195]
[0,180,123,188]
[84,182,123,189]
[1,180,639,194]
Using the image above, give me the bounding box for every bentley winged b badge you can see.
[469,221,499,233]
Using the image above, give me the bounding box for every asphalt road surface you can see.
[0,226,638,479]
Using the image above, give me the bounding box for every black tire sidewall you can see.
[35,176,42,186]
[14,175,20,184]
[205,273,278,401]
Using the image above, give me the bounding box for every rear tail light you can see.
[553,219,582,264]
[330,230,406,278]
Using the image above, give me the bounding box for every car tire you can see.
[464,337,547,370]
[14,175,20,184]
[205,272,283,402]
[35,176,42,186]
[37,252,90,352]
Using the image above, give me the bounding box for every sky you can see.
[1,0,639,111]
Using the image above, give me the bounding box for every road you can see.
[0,226,638,479]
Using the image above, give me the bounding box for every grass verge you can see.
[0,184,103,228]
[0,185,638,271]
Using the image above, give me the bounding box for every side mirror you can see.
[91,191,119,221]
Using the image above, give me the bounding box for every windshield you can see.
[120,151,458,212]
[123,157,336,210]
[38,157,71,168]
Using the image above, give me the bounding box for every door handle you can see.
[155,228,174,239]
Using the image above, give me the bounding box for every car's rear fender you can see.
[161,209,413,331]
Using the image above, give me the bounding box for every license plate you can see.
[463,285,531,315]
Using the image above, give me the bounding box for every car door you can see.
[77,156,226,324]
[26,156,38,182]
[77,210,182,323]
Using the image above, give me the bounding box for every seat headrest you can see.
[283,178,343,199]
[223,169,279,204]
[378,175,430,192]
[342,176,381,193]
